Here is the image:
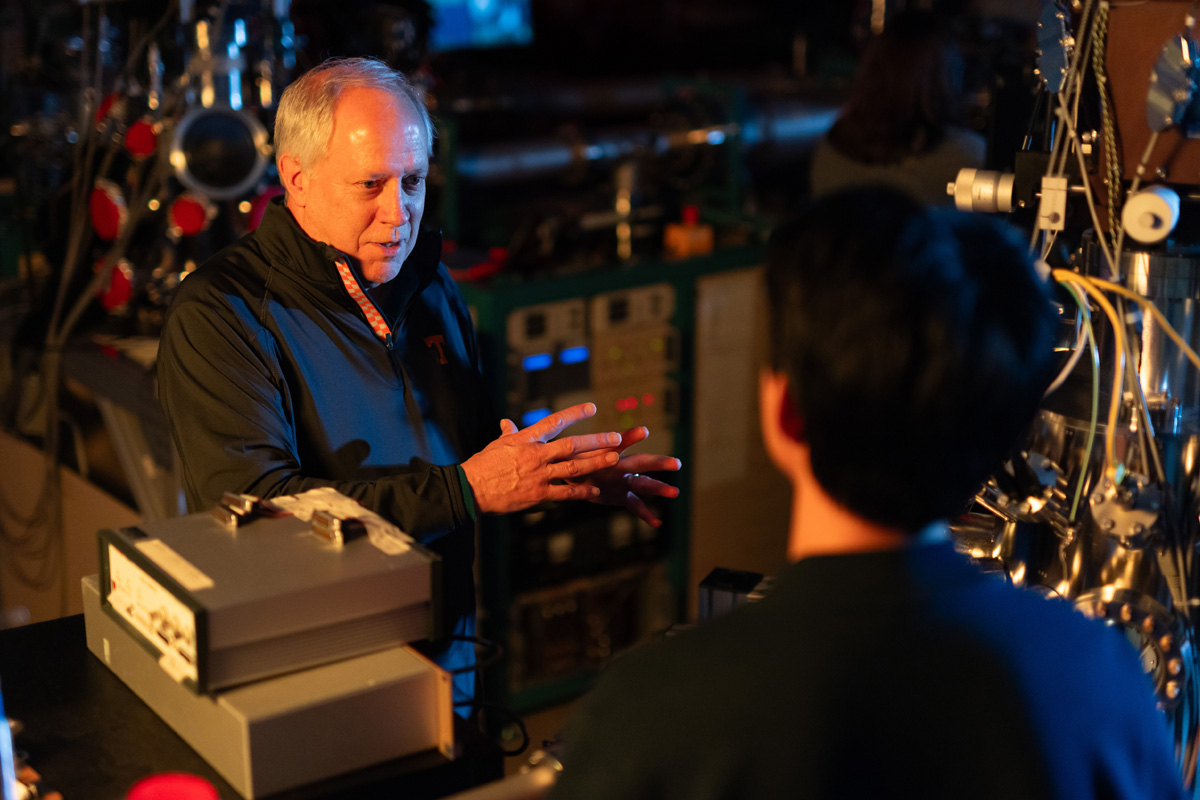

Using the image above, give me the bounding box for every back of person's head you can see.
[274,56,434,173]
[828,10,959,165]
[765,186,1056,531]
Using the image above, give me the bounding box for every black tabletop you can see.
[0,616,503,800]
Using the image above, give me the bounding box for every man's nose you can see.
[378,184,408,226]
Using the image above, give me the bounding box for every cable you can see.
[1059,283,1101,523]
[1057,104,1118,275]
[1122,303,1165,482]
[1044,305,1087,396]
[118,0,179,83]
[1092,2,1123,262]
[1045,0,1098,180]
[456,700,531,757]
[438,634,506,675]
[1117,297,1152,480]
[1021,85,1048,151]
[1053,270,1127,478]
[1087,277,1200,375]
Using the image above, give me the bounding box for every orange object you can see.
[663,205,713,261]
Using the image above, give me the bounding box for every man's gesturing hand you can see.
[461,402,625,515]
[563,424,682,527]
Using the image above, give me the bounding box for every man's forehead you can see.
[335,88,427,143]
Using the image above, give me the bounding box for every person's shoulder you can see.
[969,578,1159,707]
[937,126,987,163]
[173,236,268,303]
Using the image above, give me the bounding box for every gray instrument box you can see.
[98,507,438,693]
[83,575,454,798]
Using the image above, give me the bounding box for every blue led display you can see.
[522,352,553,371]
[559,346,590,365]
[522,408,552,427]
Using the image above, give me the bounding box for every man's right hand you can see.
[461,402,623,515]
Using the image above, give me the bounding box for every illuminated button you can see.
[522,352,552,371]
[522,408,551,427]
[560,345,590,364]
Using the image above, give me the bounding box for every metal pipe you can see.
[454,101,838,184]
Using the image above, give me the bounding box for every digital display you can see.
[428,0,533,51]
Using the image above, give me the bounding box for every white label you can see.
[135,540,214,591]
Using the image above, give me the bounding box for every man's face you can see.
[287,86,428,286]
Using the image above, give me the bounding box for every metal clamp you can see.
[212,492,285,528]
[312,509,368,546]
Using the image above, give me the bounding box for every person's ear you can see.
[778,379,804,442]
[278,153,307,207]
[760,368,805,478]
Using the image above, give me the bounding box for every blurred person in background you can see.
[810,11,985,205]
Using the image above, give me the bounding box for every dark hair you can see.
[765,186,1056,531]
[827,11,958,165]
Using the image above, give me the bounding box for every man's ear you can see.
[760,368,804,443]
[759,368,805,477]
[778,380,804,442]
[278,153,307,207]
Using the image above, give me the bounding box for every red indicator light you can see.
[642,393,655,406]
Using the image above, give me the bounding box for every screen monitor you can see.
[427,0,533,51]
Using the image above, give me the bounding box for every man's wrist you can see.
[455,464,478,521]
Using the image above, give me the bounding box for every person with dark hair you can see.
[810,11,985,205]
[157,57,681,709]
[547,187,1184,800]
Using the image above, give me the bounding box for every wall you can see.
[0,430,140,626]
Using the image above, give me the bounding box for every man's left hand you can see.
[499,421,681,527]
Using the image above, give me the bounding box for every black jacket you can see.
[158,198,492,692]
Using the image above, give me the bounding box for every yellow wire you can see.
[1085,276,1200,375]
[1052,269,1125,476]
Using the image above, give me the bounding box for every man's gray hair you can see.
[274,57,435,173]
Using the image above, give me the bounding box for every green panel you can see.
[460,245,765,714]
